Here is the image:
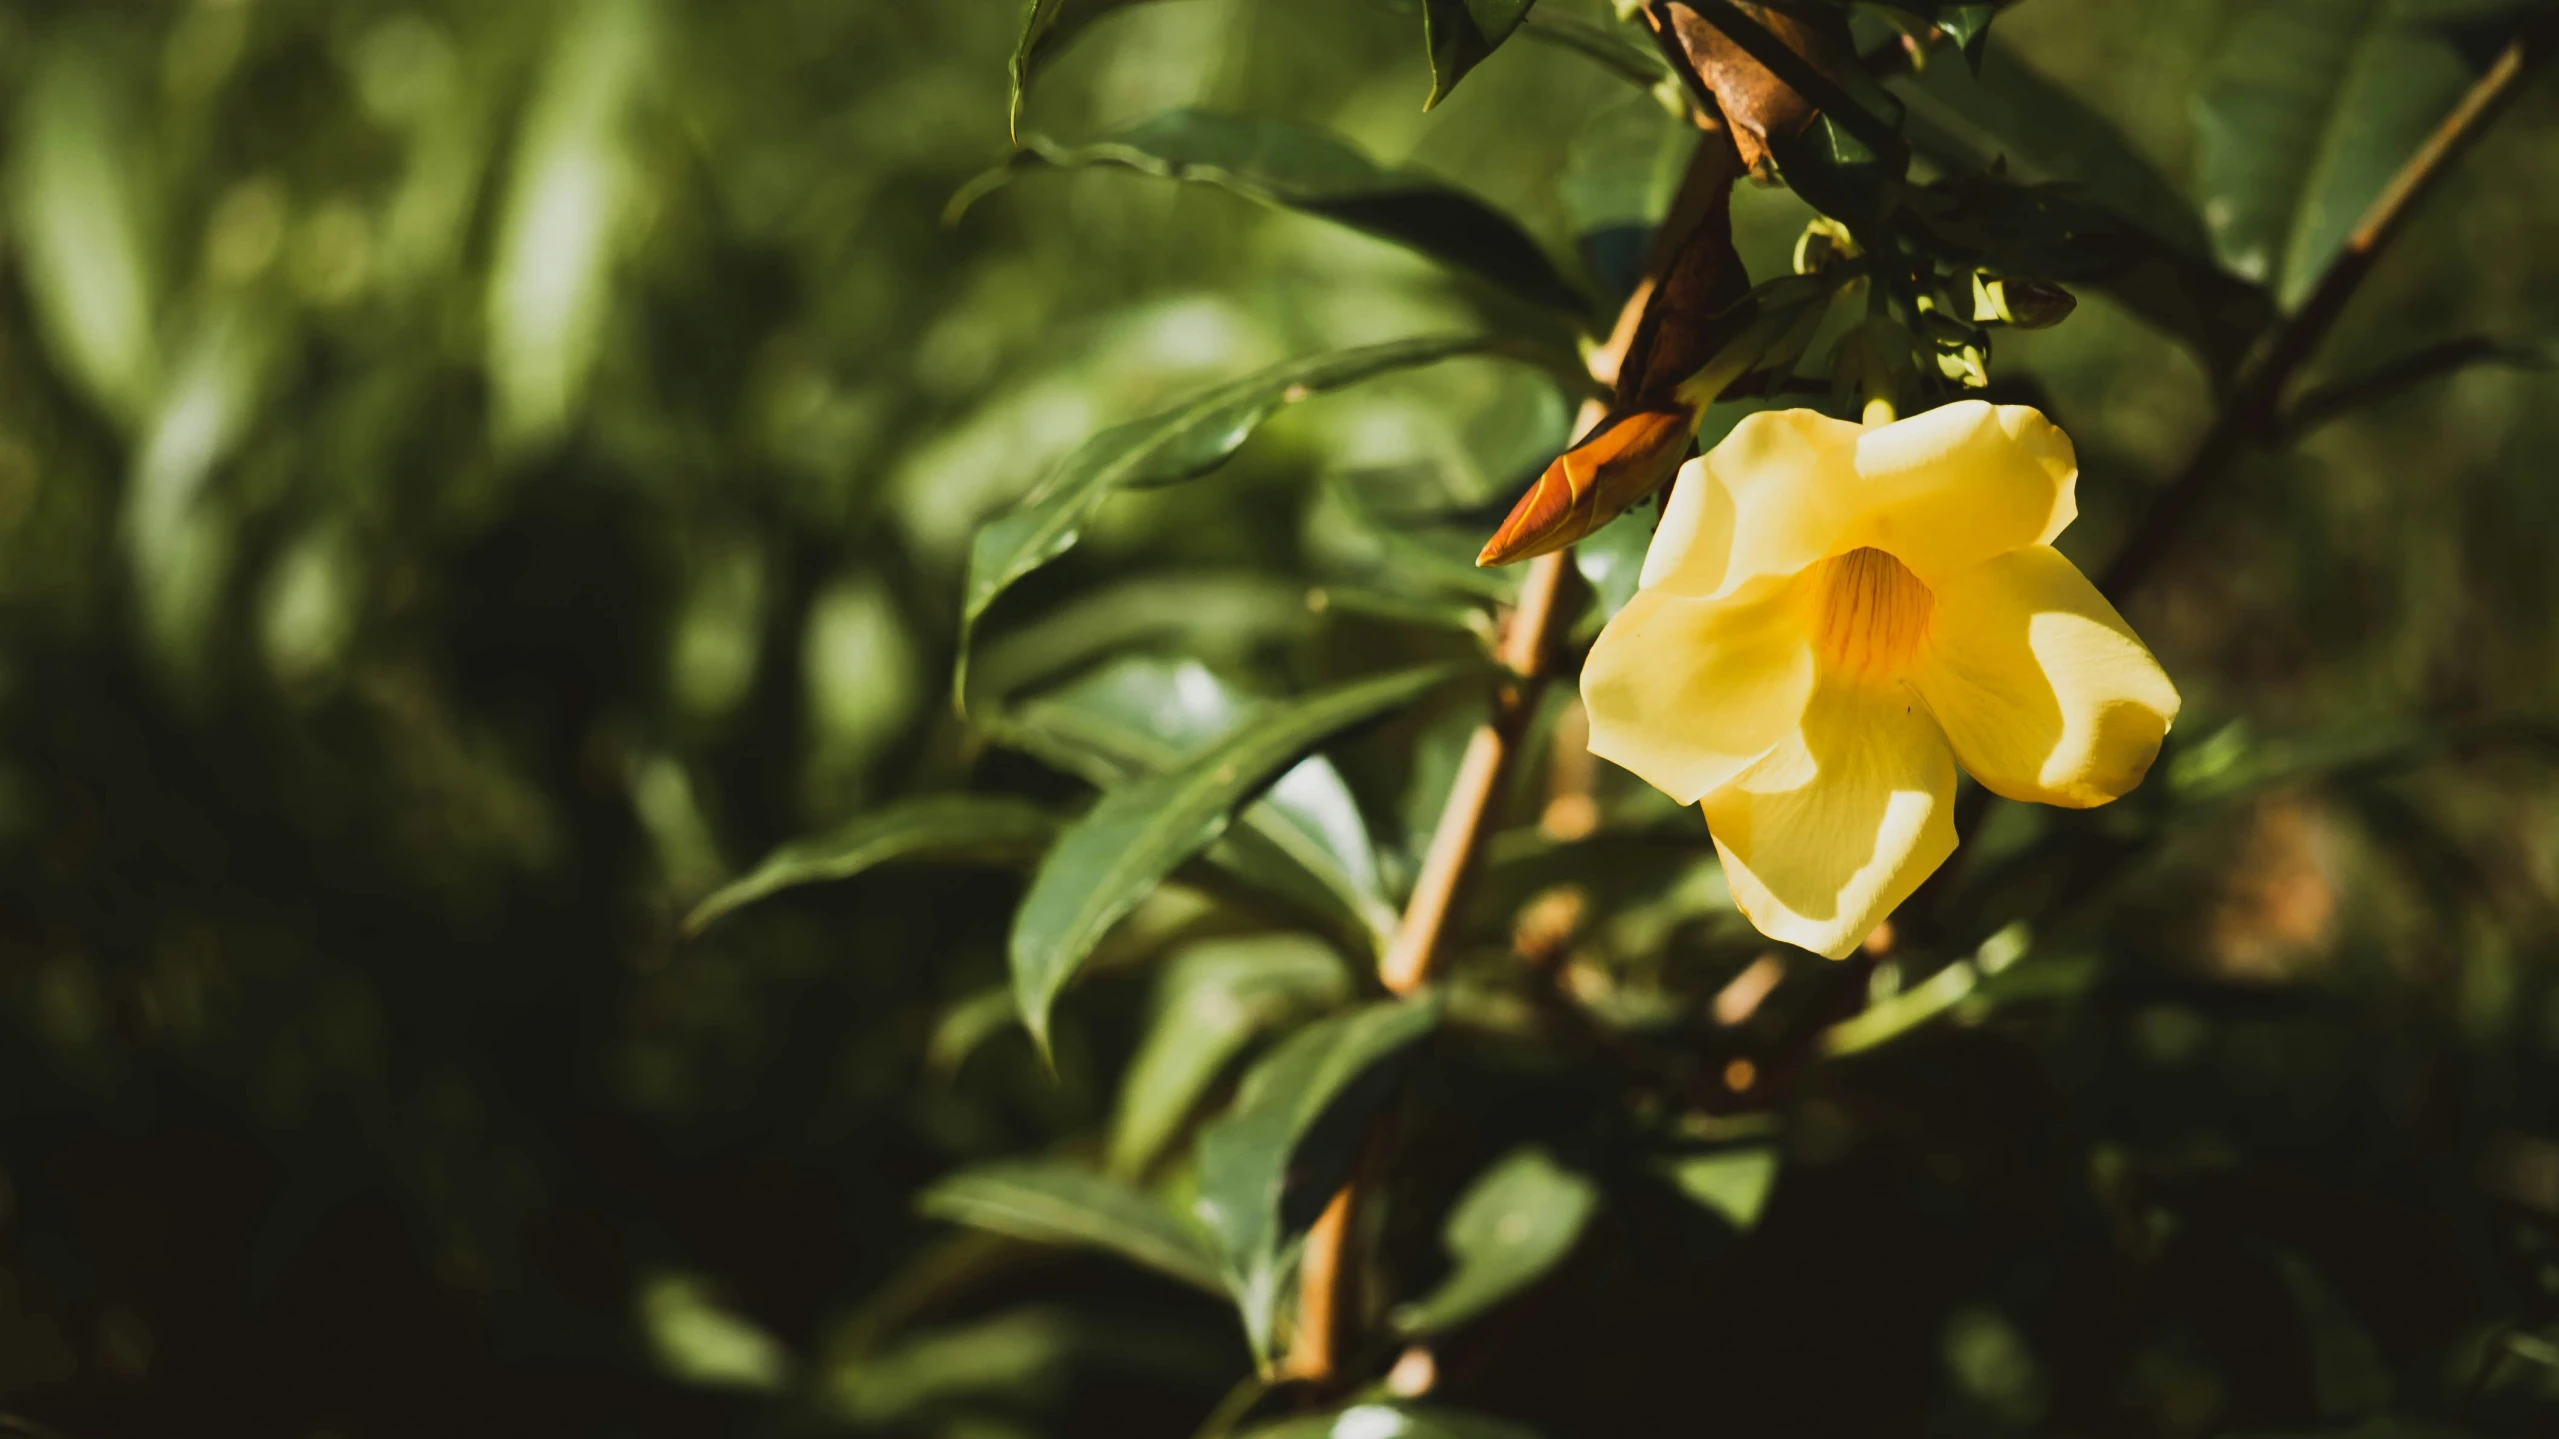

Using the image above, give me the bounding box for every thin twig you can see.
[2100,15,2559,601]
[1281,134,1747,1391]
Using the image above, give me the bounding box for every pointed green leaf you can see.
[1109,935,1354,1176]
[686,795,1059,936]
[1006,0,1182,140]
[1424,0,1538,108]
[1393,1146,1599,1336]
[1008,112,1588,313]
[2194,0,2474,309]
[917,1161,1224,1294]
[1010,666,1461,1052]
[1194,995,1444,1362]
[996,657,1402,953]
[958,334,1541,704]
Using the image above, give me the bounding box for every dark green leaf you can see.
[685,794,1059,936]
[1425,0,1539,108]
[1520,10,1676,90]
[1194,995,1444,1362]
[995,656,1403,953]
[1109,934,1354,1176]
[957,334,1541,702]
[1891,39,2273,369]
[917,1161,1225,1294]
[1009,111,1588,312]
[2194,0,2474,309]
[1010,666,1462,1053]
[1393,1146,1599,1335]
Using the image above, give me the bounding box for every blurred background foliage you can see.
[2,0,2559,1436]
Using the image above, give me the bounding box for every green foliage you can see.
[2193,0,2476,308]
[1196,995,1443,1361]
[686,794,1061,935]
[1001,112,1592,313]
[1392,1146,1599,1335]
[4,0,2559,1434]
[916,1162,1227,1294]
[1010,665,1461,1053]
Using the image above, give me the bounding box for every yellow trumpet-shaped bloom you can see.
[1581,402,2179,958]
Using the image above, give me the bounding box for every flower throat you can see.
[1813,546,1933,682]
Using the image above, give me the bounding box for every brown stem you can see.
[1280,136,1749,1391]
[2100,16,2559,602]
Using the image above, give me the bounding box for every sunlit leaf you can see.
[958,334,1544,702]
[1659,1145,1779,1230]
[1393,1146,1599,1335]
[1424,0,1538,109]
[995,656,1402,954]
[1194,995,1444,1362]
[637,1274,792,1392]
[1109,934,1354,1176]
[685,794,1060,936]
[1006,111,1588,313]
[1010,666,1462,1052]
[486,0,655,448]
[8,44,158,425]
[917,1161,1225,1293]
[2194,0,2474,309]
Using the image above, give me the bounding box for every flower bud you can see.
[1970,273,2077,330]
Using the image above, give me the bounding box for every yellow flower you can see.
[1580,402,2179,959]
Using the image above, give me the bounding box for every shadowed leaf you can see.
[1393,1146,1600,1335]
[1424,0,1539,108]
[1195,995,1444,1363]
[1109,935,1354,1176]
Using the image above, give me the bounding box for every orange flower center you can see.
[1812,546,1933,683]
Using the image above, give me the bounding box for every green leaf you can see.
[917,1160,1225,1294]
[1241,1404,1545,1439]
[1007,0,1181,140]
[685,794,1060,936]
[1109,935,1355,1177]
[1008,112,1588,313]
[1010,666,1461,1053]
[1659,1145,1780,1231]
[996,656,1403,954]
[1194,995,1444,1363]
[957,334,1539,702]
[2193,0,2474,309]
[1393,1146,1599,1336]
[1424,0,1538,108]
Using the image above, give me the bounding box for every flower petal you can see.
[1583,577,1817,806]
[1912,545,2180,808]
[1702,678,1957,959]
[1843,401,2077,585]
[1640,410,1863,599]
